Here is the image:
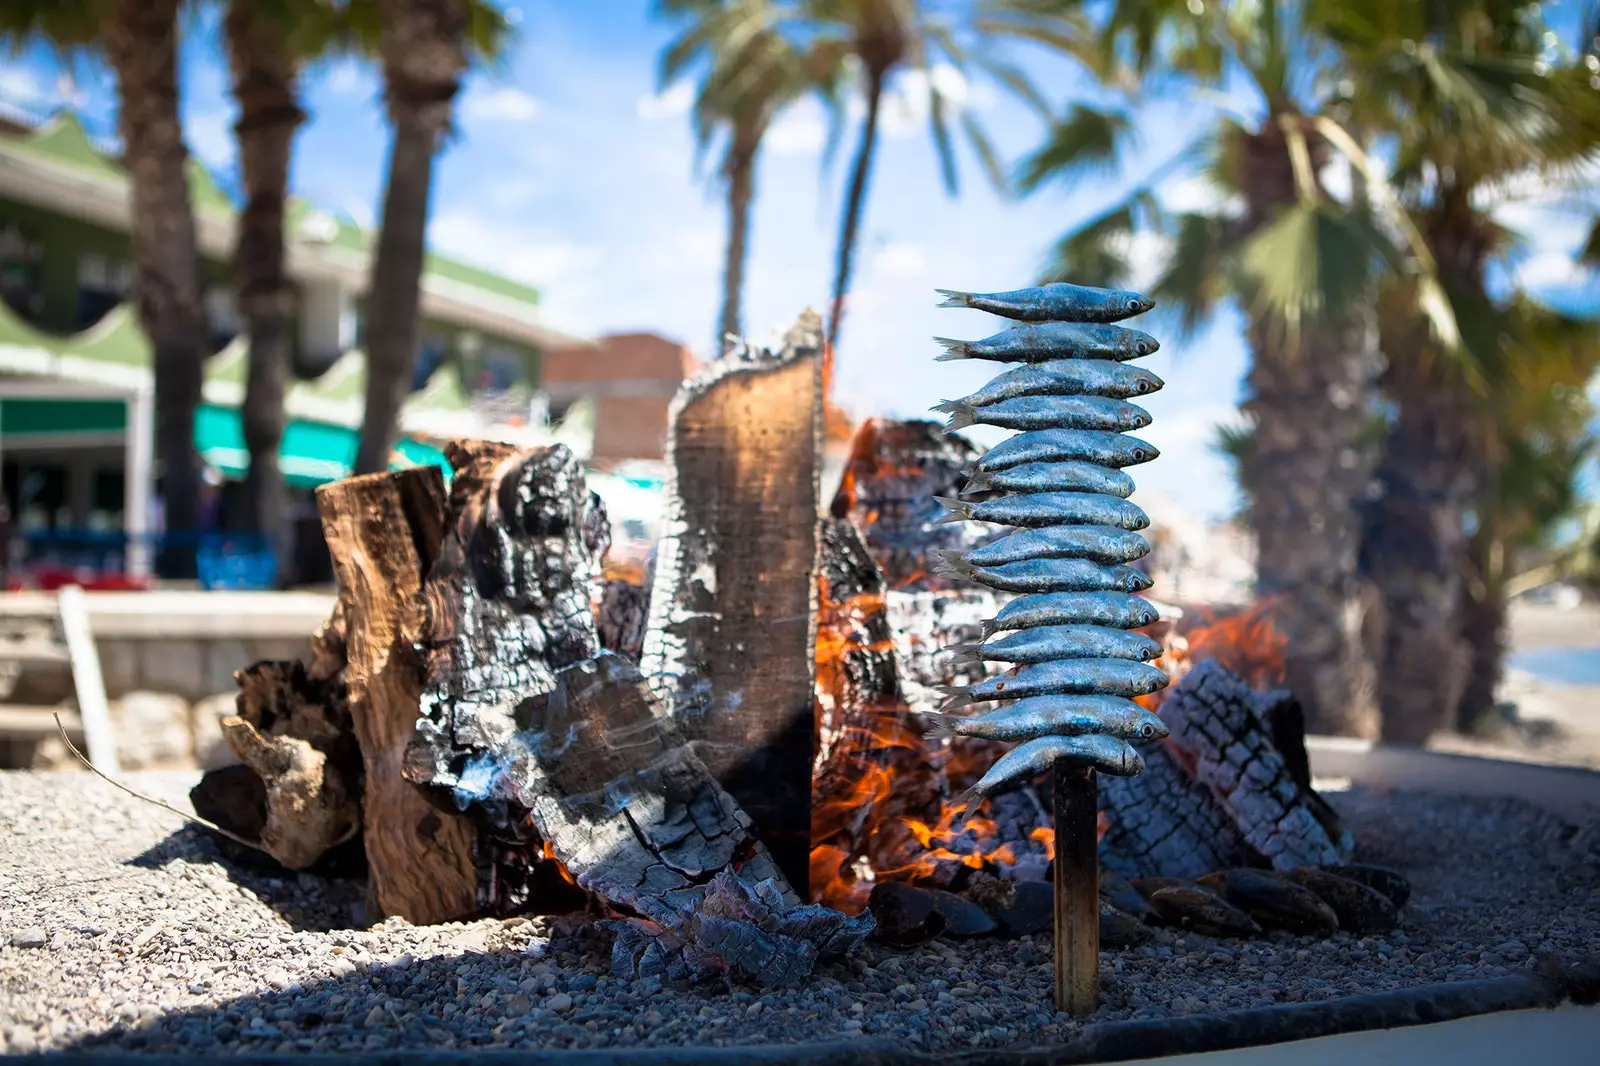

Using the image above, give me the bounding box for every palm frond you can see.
[1014,104,1133,193]
[1237,199,1393,339]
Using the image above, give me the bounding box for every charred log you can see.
[641,312,824,891]
[597,577,650,664]
[317,467,480,924]
[402,441,610,916]
[829,418,994,591]
[1099,739,1250,880]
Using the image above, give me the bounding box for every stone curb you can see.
[40,958,1599,1065]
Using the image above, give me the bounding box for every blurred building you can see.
[0,109,589,583]
[541,332,699,463]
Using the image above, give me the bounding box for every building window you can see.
[412,331,451,390]
[77,252,132,329]
[478,343,524,394]
[204,286,240,352]
[0,222,44,323]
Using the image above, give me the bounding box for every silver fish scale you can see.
[935,280,1168,795]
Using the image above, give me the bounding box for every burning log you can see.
[830,418,993,590]
[317,467,480,924]
[597,577,651,663]
[1098,741,1250,880]
[641,312,824,891]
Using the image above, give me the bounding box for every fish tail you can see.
[942,402,977,432]
[933,337,971,362]
[953,787,983,816]
[936,688,977,714]
[922,713,960,740]
[935,288,972,310]
[930,399,960,416]
[932,495,974,524]
[961,470,994,493]
[935,554,977,582]
[945,642,982,666]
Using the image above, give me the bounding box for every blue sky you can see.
[1,0,1596,522]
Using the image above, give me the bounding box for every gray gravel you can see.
[2,771,1596,1056]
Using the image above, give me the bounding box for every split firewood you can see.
[317,467,480,925]
[215,714,360,869]
[1098,739,1250,880]
[640,311,824,891]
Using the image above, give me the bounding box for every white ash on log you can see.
[640,312,824,891]
[1098,660,1352,879]
[401,440,612,916]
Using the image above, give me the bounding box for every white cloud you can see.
[462,85,542,123]
[0,64,49,108]
[637,81,694,121]
[1516,249,1587,291]
[765,99,829,156]
[320,59,374,98]
[874,242,928,279]
[429,208,603,287]
[187,109,235,171]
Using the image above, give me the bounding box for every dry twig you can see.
[51,711,269,853]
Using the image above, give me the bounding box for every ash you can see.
[3,771,1596,1055]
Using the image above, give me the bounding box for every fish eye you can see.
[1126,297,1142,313]
[1140,723,1156,738]
[1136,380,1152,393]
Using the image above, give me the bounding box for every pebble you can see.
[1,770,1595,1055]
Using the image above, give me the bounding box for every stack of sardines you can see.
[925,281,1170,807]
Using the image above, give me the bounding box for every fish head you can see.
[1119,327,1161,357]
[1129,369,1165,395]
[1120,744,1146,774]
[1132,708,1170,741]
[1110,290,1155,319]
[1126,441,1160,464]
[1115,566,1155,592]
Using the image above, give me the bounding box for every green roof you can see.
[3,111,540,311]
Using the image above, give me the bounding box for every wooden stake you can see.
[1053,760,1099,1016]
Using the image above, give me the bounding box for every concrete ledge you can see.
[0,590,335,639]
[1306,736,1600,822]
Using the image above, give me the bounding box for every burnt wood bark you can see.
[402,441,612,915]
[317,466,479,924]
[597,577,651,664]
[518,654,870,986]
[640,312,824,892]
[1099,659,1352,879]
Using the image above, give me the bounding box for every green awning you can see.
[194,403,449,488]
[0,397,126,437]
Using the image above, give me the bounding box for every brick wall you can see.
[543,332,698,461]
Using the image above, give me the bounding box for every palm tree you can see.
[223,0,326,583]
[657,0,843,357]
[1016,0,1451,737]
[350,0,508,475]
[1457,300,1599,731]
[792,0,1081,355]
[3,0,210,579]
[1331,0,1600,742]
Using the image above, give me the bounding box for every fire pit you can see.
[2,312,1597,1061]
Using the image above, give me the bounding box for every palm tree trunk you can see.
[1246,318,1383,737]
[105,0,206,579]
[1235,124,1381,737]
[717,132,758,357]
[826,67,886,359]
[1365,360,1483,743]
[356,0,468,476]
[226,0,305,585]
[1457,533,1507,732]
